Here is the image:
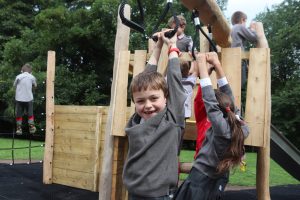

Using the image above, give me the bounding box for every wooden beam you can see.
[256,48,271,200]
[130,50,147,115]
[111,50,130,136]
[245,49,268,147]
[181,0,231,47]
[43,51,56,184]
[157,43,169,75]
[221,48,242,109]
[98,4,130,200]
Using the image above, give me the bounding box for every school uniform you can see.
[123,58,186,199]
[175,77,249,200]
[181,75,197,118]
[14,72,37,125]
[177,34,193,53]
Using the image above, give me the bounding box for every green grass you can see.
[0,139,299,186]
[180,150,300,186]
[0,138,44,160]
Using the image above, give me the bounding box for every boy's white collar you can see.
[178,34,185,40]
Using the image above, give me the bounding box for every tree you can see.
[256,0,300,89]
[0,0,120,134]
[0,0,229,135]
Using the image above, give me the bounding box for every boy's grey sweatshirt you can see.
[231,24,258,50]
[193,84,250,179]
[123,58,186,197]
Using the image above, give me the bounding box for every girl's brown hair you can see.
[130,71,168,101]
[214,90,245,174]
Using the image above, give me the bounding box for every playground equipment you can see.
[42,1,275,200]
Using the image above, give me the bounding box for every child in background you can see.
[180,60,197,119]
[123,31,186,199]
[175,52,249,200]
[168,15,193,53]
[14,63,37,135]
[231,11,258,89]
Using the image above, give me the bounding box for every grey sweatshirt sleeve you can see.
[202,85,230,137]
[239,25,258,43]
[144,63,157,72]
[166,58,186,128]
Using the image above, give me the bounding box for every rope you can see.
[0,144,44,151]
[119,0,179,41]
[119,1,146,36]
[191,10,218,60]
[0,99,44,165]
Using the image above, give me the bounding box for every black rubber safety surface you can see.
[1,163,299,200]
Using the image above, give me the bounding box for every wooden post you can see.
[157,41,169,75]
[43,51,56,184]
[256,48,271,200]
[98,4,130,200]
[253,22,271,200]
[111,51,130,136]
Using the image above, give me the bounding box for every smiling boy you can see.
[122,31,186,199]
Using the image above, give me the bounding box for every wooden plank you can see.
[53,156,95,173]
[53,168,95,191]
[99,4,130,200]
[242,51,250,60]
[254,22,269,48]
[244,48,268,147]
[43,51,56,184]
[111,50,130,136]
[55,121,96,132]
[157,43,169,75]
[54,143,95,156]
[55,129,95,140]
[54,135,95,147]
[55,105,102,114]
[111,137,127,200]
[181,0,231,47]
[53,151,96,162]
[93,107,102,191]
[257,48,271,200]
[54,113,97,123]
[183,120,197,141]
[130,50,147,115]
[221,48,242,109]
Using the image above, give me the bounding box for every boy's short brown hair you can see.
[130,71,168,101]
[21,63,32,73]
[168,15,186,28]
[231,11,247,25]
[180,61,190,78]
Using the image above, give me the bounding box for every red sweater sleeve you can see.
[194,86,211,158]
[194,86,207,123]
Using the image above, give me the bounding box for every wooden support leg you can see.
[111,137,128,200]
